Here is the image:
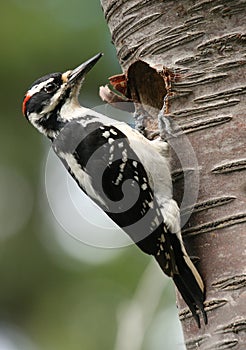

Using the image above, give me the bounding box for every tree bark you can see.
[100,0,246,348]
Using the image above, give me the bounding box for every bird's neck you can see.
[34,102,90,141]
[36,111,67,140]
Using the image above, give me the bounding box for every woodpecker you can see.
[22,53,207,327]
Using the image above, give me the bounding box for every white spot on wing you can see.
[119,163,126,172]
[122,149,128,162]
[110,128,118,135]
[154,216,160,226]
[141,183,147,190]
[109,154,114,162]
[114,173,123,185]
[151,216,159,227]
[102,131,110,138]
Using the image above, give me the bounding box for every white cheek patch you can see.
[41,84,67,114]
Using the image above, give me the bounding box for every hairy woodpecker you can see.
[22,53,207,327]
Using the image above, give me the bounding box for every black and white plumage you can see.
[22,53,207,327]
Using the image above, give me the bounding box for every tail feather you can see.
[172,263,207,327]
[173,274,202,328]
[155,231,207,327]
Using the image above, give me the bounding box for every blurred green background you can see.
[0,1,184,349]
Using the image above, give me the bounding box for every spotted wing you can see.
[53,119,175,268]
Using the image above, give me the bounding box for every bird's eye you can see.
[44,82,58,93]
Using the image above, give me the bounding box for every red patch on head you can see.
[22,94,31,116]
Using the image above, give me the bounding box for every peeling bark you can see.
[100,0,246,348]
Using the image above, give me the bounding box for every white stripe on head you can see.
[27,77,54,97]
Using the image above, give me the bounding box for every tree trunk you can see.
[100,0,246,348]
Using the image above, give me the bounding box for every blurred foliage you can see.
[0,2,184,350]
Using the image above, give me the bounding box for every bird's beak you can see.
[67,53,103,85]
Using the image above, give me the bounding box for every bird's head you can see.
[22,53,103,139]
